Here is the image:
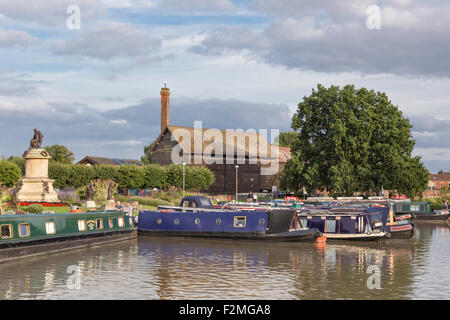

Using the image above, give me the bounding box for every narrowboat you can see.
[296,210,387,241]
[0,211,137,262]
[138,209,323,242]
[297,205,414,240]
[392,201,450,222]
[365,207,415,239]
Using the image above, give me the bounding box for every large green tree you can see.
[45,144,75,164]
[0,160,21,187]
[288,84,428,199]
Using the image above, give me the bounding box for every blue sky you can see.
[1,0,450,173]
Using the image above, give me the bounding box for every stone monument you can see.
[16,129,59,202]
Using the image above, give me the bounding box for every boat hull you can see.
[321,232,386,241]
[138,209,321,242]
[138,228,320,242]
[0,229,136,263]
[412,212,450,221]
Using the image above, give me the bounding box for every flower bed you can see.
[6,201,70,207]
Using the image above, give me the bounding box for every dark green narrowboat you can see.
[392,202,432,214]
[392,201,450,222]
[0,211,137,262]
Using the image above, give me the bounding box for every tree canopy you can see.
[141,140,157,165]
[287,84,429,199]
[45,145,75,164]
[274,132,297,148]
[0,160,21,187]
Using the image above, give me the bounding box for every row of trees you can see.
[279,84,429,199]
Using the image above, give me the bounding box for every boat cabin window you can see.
[78,220,86,231]
[183,201,196,208]
[18,223,30,237]
[96,218,103,229]
[45,221,56,234]
[118,217,124,227]
[234,216,247,228]
[109,218,113,228]
[1,224,13,239]
[410,205,420,211]
[325,220,336,233]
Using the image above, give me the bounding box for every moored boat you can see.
[0,211,137,262]
[297,210,387,241]
[137,208,323,242]
[392,201,450,222]
[297,205,415,240]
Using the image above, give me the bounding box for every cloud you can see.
[0,28,39,48]
[53,23,162,61]
[191,0,450,77]
[0,0,105,26]
[103,0,235,13]
[410,115,450,148]
[0,96,291,161]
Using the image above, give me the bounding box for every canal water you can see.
[1,223,449,300]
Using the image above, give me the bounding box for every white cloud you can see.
[0,28,39,48]
[0,0,105,26]
[53,23,162,61]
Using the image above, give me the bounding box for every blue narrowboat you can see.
[296,210,387,241]
[297,206,414,240]
[137,209,323,242]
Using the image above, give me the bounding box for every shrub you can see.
[49,162,71,189]
[142,164,168,189]
[22,204,44,213]
[117,165,145,190]
[68,165,94,188]
[0,160,22,187]
[93,165,119,181]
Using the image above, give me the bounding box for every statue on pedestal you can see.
[30,128,43,149]
[17,129,59,203]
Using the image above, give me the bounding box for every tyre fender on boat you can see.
[385,232,392,239]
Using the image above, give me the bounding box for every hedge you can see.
[48,163,214,191]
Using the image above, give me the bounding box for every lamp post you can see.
[235,165,239,202]
[182,162,186,198]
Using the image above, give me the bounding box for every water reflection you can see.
[0,224,449,299]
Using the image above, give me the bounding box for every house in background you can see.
[423,172,450,198]
[77,156,142,166]
[149,86,289,194]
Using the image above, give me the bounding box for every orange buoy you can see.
[315,235,327,247]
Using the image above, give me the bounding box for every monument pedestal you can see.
[16,149,59,202]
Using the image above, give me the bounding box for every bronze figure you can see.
[29,128,43,149]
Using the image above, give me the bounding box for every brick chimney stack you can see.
[160,84,170,135]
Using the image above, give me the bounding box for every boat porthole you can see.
[157,218,162,224]
[174,218,180,225]
[195,218,201,225]
[258,218,265,225]
[216,218,221,225]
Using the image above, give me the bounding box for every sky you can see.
[0,0,449,173]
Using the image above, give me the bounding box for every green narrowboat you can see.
[392,202,432,214]
[392,201,450,222]
[0,211,137,262]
